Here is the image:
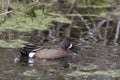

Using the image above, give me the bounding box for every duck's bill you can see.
[69,47,78,54]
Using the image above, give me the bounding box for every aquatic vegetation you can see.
[22,69,39,77]
[67,70,120,78]
[0,39,28,48]
[81,63,98,71]
[0,3,71,32]
[0,3,72,48]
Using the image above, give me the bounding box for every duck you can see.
[19,39,78,59]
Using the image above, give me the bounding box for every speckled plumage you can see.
[35,48,68,59]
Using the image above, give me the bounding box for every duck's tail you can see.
[19,44,41,57]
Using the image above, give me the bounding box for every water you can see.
[0,29,120,80]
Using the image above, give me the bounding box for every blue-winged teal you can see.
[19,39,77,59]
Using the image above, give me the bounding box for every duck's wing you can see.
[19,44,42,57]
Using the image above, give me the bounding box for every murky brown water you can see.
[0,43,120,80]
[0,28,120,80]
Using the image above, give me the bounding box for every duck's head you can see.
[60,38,78,54]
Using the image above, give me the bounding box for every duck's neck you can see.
[59,44,67,50]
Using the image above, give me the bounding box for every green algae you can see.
[82,63,98,71]
[22,69,39,77]
[0,39,28,48]
[0,3,71,32]
[67,70,120,78]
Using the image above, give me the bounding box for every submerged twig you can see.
[48,28,56,43]
[97,20,107,39]
[98,20,107,27]
[79,14,90,30]
[74,11,97,42]
[68,0,78,13]
[114,20,120,45]
[0,11,13,16]
[103,19,109,45]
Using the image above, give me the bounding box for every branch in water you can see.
[0,11,13,16]
[114,20,120,45]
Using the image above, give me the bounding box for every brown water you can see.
[0,29,120,80]
[0,43,120,80]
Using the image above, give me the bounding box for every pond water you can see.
[0,29,120,80]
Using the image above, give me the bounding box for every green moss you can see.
[53,16,72,24]
[22,69,38,77]
[0,4,72,32]
[0,11,49,32]
[99,12,107,17]
[0,39,28,48]
[67,70,120,78]
[113,12,120,16]
[82,64,98,71]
